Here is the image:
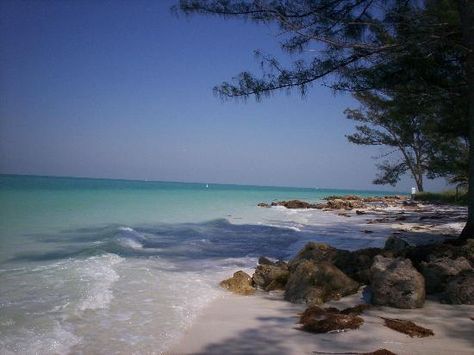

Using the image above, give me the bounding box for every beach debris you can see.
[339,304,371,315]
[381,317,434,337]
[299,304,370,325]
[312,350,396,355]
[443,270,474,304]
[298,306,364,333]
[370,256,425,308]
[285,260,359,305]
[421,257,472,294]
[219,271,256,295]
[252,261,289,291]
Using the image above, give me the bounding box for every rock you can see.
[327,199,365,210]
[219,271,255,295]
[257,202,270,208]
[252,262,289,291]
[404,238,474,268]
[288,242,341,271]
[298,306,364,333]
[285,260,359,305]
[421,257,473,294]
[444,271,474,304]
[333,247,386,284]
[258,256,274,265]
[356,210,366,215]
[384,236,410,253]
[382,317,434,337]
[370,256,425,308]
[271,200,317,209]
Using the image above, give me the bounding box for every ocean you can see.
[0,175,399,354]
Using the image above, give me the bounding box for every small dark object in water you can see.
[382,317,434,337]
[362,230,374,234]
[356,210,366,215]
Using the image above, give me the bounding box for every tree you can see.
[176,0,473,239]
[345,92,433,192]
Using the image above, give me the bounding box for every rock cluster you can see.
[219,236,474,306]
[258,195,409,211]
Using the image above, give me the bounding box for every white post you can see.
[411,187,416,200]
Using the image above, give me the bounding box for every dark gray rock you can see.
[421,257,473,294]
[252,262,289,291]
[384,236,410,253]
[444,271,474,305]
[370,256,425,308]
[285,260,359,305]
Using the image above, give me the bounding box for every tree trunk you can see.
[416,179,424,193]
[458,0,474,240]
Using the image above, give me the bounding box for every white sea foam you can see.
[74,253,123,312]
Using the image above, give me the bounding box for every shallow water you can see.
[0,175,398,354]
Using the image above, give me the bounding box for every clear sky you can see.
[0,0,447,191]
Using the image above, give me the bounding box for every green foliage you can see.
[414,190,468,205]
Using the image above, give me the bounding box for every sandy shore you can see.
[167,290,474,355]
[167,202,473,355]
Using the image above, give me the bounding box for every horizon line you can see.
[0,172,404,194]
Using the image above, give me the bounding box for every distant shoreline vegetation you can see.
[414,190,468,206]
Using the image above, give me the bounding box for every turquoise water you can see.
[0,175,398,354]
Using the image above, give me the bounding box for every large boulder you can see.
[252,262,289,291]
[288,242,341,271]
[443,271,474,304]
[289,242,386,285]
[421,257,473,294]
[333,247,386,284]
[370,256,425,308]
[219,271,256,295]
[285,260,359,305]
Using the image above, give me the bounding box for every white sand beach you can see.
[168,290,474,355]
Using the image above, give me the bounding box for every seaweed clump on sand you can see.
[312,349,397,355]
[298,306,365,333]
[381,317,434,337]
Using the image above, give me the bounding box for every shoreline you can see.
[167,199,472,355]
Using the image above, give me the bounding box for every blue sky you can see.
[0,0,447,191]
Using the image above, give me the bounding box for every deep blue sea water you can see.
[0,175,400,354]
